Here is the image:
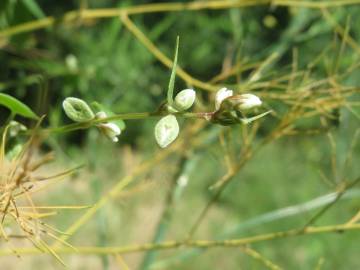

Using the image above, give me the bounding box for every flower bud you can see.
[97,122,121,142]
[232,94,262,111]
[65,54,78,73]
[215,87,233,110]
[173,89,196,111]
[8,121,27,137]
[62,97,95,122]
[95,111,107,119]
[95,111,121,142]
[211,93,264,126]
[218,93,262,111]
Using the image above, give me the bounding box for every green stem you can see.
[1,1,360,39]
[35,109,269,135]
[0,223,359,256]
[41,111,212,135]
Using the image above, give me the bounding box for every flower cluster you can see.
[95,111,121,142]
[211,88,264,125]
[62,87,269,148]
[62,97,121,143]
[155,89,196,148]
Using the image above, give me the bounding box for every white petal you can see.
[236,94,262,110]
[215,87,233,110]
[104,123,121,135]
[98,122,121,142]
[95,111,107,119]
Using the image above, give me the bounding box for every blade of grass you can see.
[167,36,179,106]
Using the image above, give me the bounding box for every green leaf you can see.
[62,97,95,123]
[22,0,46,19]
[154,115,179,148]
[240,110,272,125]
[0,93,39,120]
[167,36,179,106]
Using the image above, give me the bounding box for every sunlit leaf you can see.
[0,93,39,119]
[240,110,272,125]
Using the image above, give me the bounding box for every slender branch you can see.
[40,111,210,134]
[2,1,360,40]
[186,146,254,239]
[51,142,181,248]
[44,112,153,134]
[51,122,206,248]
[0,223,359,256]
[302,177,360,228]
[241,246,282,270]
[185,98,317,238]
[120,13,217,92]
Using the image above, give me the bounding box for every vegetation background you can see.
[0,0,359,269]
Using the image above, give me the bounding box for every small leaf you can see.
[167,36,179,106]
[240,110,272,125]
[154,115,179,148]
[62,97,95,122]
[0,93,39,120]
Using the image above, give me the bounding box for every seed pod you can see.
[154,115,179,148]
[173,89,196,111]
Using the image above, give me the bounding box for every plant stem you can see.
[1,223,359,256]
[2,0,360,39]
[42,111,212,134]
[50,122,206,248]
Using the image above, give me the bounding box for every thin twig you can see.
[1,223,359,256]
[120,13,217,92]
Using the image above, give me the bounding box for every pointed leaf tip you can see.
[167,37,180,106]
[0,93,39,120]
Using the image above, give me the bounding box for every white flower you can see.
[214,88,262,111]
[215,87,233,110]
[95,111,121,142]
[95,111,107,119]
[98,122,121,142]
[9,121,27,137]
[235,94,262,110]
[173,89,196,111]
[65,54,78,73]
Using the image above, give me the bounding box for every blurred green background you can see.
[0,0,360,269]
